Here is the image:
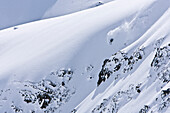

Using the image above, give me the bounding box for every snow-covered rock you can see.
[0,0,169,112]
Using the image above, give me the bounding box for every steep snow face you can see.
[0,0,170,113]
[0,0,113,30]
[75,6,170,113]
[106,0,169,48]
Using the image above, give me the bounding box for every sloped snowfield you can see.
[0,0,113,30]
[0,0,169,112]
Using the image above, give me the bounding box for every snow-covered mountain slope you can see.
[0,0,169,113]
[76,6,170,113]
[43,0,113,19]
[0,0,113,30]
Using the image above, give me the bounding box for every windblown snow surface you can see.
[0,0,170,112]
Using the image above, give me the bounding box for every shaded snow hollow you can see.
[0,0,113,30]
